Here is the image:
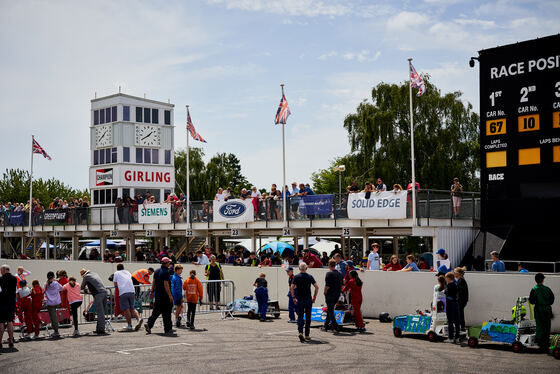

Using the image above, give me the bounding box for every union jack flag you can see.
[32,138,52,160]
[186,109,207,143]
[409,62,426,97]
[274,94,291,125]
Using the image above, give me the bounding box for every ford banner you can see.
[347,191,407,219]
[138,203,172,224]
[213,199,254,223]
[298,194,333,216]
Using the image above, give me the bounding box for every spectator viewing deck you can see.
[0,190,479,237]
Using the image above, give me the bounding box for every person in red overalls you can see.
[30,279,44,339]
[342,270,365,333]
[17,279,34,339]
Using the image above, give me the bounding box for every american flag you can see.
[274,94,291,125]
[187,109,207,143]
[409,62,426,97]
[32,138,52,160]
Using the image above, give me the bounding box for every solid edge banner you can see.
[347,191,407,219]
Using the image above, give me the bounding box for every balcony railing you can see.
[0,189,480,229]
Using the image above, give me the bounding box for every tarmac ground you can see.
[0,312,558,373]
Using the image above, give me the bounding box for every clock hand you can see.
[99,131,106,141]
[141,131,153,141]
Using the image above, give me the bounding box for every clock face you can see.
[135,124,161,146]
[95,125,112,147]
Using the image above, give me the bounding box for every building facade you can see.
[89,93,175,205]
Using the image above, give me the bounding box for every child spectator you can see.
[454,267,469,333]
[30,280,44,339]
[44,271,63,338]
[432,275,446,313]
[62,276,83,336]
[400,255,420,272]
[444,272,460,344]
[16,280,33,339]
[172,265,184,327]
[342,270,365,332]
[182,270,203,330]
[383,255,403,271]
[254,273,269,322]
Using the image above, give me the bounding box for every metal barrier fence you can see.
[13,280,234,339]
[484,259,560,273]
[1,189,481,229]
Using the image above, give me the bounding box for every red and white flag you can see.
[274,94,291,125]
[187,108,207,143]
[32,138,52,160]
[409,62,426,96]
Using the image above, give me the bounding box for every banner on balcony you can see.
[43,209,67,225]
[213,199,254,223]
[347,191,407,219]
[298,194,333,216]
[138,203,172,224]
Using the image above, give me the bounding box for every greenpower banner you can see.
[138,203,172,224]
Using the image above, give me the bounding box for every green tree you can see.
[174,148,206,201]
[0,168,89,205]
[313,77,480,192]
[174,149,252,201]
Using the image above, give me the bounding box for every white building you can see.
[89,93,175,205]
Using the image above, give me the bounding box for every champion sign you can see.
[96,168,113,186]
[213,199,254,223]
[219,202,246,218]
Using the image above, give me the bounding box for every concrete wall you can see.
[3,259,559,330]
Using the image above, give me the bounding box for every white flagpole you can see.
[186,105,191,227]
[280,84,287,227]
[408,58,417,226]
[29,135,34,231]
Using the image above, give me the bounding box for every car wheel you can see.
[427,331,437,342]
[393,327,402,338]
[553,347,560,359]
[248,310,255,319]
[512,341,523,353]
[274,313,280,319]
[468,337,478,348]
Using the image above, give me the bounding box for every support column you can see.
[362,232,368,257]
[72,235,79,261]
[214,236,219,251]
[45,237,49,260]
[393,236,399,255]
[53,237,58,260]
[341,236,346,259]
[128,235,135,262]
[251,233,257,254]
[205,233,211,247]
[293,236,298,254]
[165,236,171,248]
[100,234,107,259]
[303,233,309,249]
[21,236,25,256]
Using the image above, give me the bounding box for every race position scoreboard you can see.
[478,35,560,241]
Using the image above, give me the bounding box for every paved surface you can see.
[0,312,558,373]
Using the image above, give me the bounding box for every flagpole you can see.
[408,58,417,227]
[29,135,34,232]
[280,84,287,228]
[186,105,191,227]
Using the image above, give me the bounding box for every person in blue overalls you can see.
[253,273,268,322]
[286,267,296,323]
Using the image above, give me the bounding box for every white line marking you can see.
[116,342,192,355]
[266,330,294,336]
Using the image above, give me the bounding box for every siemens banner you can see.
[213,199,254,223]
[347,191,407,219]
[138,203,172,224]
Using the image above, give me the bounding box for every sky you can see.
[0,0,558,193]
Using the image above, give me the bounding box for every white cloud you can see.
[207,0,351,17]
[386,11,430,32]
[319,50,381,62]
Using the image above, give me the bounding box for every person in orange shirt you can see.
[182,269,203,330]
